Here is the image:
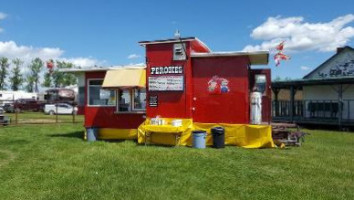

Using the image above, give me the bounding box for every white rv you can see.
[0,91,38,106]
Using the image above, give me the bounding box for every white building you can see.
[272,46,354,127]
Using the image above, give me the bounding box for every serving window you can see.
[117,88,146,113]
[88,79,116,106]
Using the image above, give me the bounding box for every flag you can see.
[275,41,284,51]
[274,41,290,66]
[274,52,290,67]
[46,59,54,73]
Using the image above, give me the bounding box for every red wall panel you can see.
[191,57,250,124]
[145,43,193,119]
[84,71,145,129]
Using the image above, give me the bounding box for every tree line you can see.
[0,57,76,92]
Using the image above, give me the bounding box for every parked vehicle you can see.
[0,90,38,107]
[3,103,14,113]
[12,99,44,113]
[44,88,76,104]
[0,107,10,125]
[44,103,78,115]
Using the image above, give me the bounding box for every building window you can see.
[118,89,132,112]
[133,88,146,110]
[78,86,85,106]
[254,74,266,95]
[88,79,116,106]
[117,88,146,112]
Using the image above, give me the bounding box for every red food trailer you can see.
[65,36,274,148]
[137,37,273,147]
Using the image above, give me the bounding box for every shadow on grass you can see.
[48,131,84,139]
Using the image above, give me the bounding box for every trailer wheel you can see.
[49,110,55,115]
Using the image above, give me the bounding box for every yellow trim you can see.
[85,119,275,149]
[98,128,137,140]
[138,118,275,148]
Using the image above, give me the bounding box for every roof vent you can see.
[174,30,181,39]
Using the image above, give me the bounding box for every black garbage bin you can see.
[211,127,225,148]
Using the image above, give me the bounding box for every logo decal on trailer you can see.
[208,76,229,94]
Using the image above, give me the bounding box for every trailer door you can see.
[250,69,272,124]
[191,57,250,124]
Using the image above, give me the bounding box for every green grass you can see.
[0,123,353,200]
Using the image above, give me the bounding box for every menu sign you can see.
[148,76,184,91]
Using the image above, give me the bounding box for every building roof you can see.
[303,46,354,79]
[138,37,211,52]
[191,51,269,65]
[59,65,146,73]
[272,77,354,88]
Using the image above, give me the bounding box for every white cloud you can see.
[243,14,354,52]
[0,41,63,63]
[0,12,7,33]
[0,12,6,20]
[300,66,310,71]
[127,62,145,67]
[63,57,102,67]
[0,40,102,68]
[127,54,141,59]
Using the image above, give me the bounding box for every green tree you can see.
[52,61,77,87]
[10,58,24,91]
[27,58,43,92]
[0,57,9,90]
[42,72,52,88]
[26,76,35,92]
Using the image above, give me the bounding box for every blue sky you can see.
[0,0,353,80]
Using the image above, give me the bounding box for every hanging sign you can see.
[149,95,158,107]
[148,76,184,91]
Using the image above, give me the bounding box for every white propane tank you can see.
[250,91,262,124]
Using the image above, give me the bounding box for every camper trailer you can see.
[0,90,38,106]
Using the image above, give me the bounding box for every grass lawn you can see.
[0,124,353,200]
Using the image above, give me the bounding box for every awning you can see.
[191,51,269,65]
[102,68,146,88]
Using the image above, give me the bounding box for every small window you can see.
[118,89,131,112]
[254,74,266,95]
[88,79,116,106]
[133,88,146,110]
[117,88,146,113]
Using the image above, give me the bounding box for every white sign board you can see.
[148,76,184,91]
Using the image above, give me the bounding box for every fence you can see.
[0,101,84,126]
[272,99,354,126]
